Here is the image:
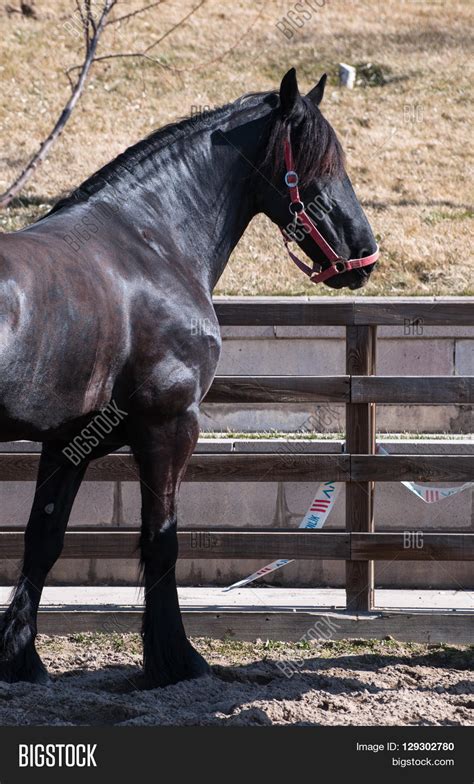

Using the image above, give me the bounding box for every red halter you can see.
[280,131,379,284]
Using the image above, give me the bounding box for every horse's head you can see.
[258,68,378,290]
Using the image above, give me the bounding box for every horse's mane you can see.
[45,89,344,217]
[262,95,345,186]
[44,94,267,216]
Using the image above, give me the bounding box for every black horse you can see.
[0,69,378,687]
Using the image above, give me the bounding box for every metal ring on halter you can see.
[333,260,347,274]
[284,170,299,188]
[289,200,304,215]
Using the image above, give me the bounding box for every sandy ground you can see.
[0,635,472,726]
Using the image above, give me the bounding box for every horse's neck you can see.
[113,110,269,292]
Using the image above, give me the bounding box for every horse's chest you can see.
[131,329,221,414]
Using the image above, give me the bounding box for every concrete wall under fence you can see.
[203,324,474,434]
[1,439,472,590]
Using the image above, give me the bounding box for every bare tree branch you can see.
[87,0,98,36]
[143,0,206,54]
[105,0,164,27]
[74,0,86,27]
[67,0,263,79]
[0,0,117,208]
[0,0,213,208]
[66,0,207,78]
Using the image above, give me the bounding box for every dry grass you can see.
[0,0,472,295]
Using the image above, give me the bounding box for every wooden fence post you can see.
[345,325,377,611]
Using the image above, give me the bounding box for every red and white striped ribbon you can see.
[376,444,474,502]
[224,443,473,591]
[223,481,341,591]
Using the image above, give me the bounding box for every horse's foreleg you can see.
[0,442,87,683]
[131,407,210,688]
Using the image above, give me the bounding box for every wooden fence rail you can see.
[1,452,472,483]
[1,530,472,561]
[0,298,472,639]
[213,298,474,326]
[206,375,474,404]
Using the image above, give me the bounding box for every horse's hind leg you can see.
[0,442,87,683]
[131,407,210,688]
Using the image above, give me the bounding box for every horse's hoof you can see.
[0,665,50,685]
[184,646,211,681]
[143,642,211,688]
[0,651,50,685]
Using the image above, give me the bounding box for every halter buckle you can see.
[333,259,347,274]
[289,200,304,216]
[284,170,299,188]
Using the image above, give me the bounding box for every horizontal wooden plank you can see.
[2,529,472,561]
[178,530,350,559]
[351,454,474,482]
[206,375,350,403]
[0,452,471,483]
[213,298,474,326]
[352,376,474,404]
[352,533,474,561]
[214,299,355,326]
[28,608,474,644]
[353,300,474,326]
[0,530,139,560]
[0,452,350,482]
[0,530,351,560]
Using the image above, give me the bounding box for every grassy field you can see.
[0,0,472,296]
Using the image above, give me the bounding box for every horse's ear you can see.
[279,68,303,120]
[306,73,327,106]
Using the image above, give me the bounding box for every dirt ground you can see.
[0,635,471,726]
[0,0,472,296]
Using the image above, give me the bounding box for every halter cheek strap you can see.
[280,130,379,284]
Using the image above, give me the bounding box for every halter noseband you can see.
[280,130,379,284]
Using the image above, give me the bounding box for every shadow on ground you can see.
[0,646,471,726]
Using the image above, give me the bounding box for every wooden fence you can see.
[1,297,473,642]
